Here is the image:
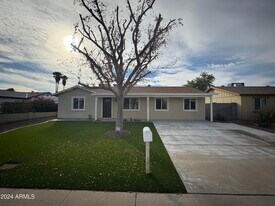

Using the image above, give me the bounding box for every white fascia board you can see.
[54,85,95,96]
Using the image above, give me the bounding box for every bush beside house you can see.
[255,109,275,127]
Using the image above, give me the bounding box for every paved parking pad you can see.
[154,121,275,195]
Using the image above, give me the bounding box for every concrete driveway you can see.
[154,121,275,195]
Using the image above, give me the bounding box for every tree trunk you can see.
[115,94,124,132]
[55,83,58,93]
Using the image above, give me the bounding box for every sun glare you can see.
[63,35,77,52]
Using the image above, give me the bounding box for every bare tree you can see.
[73,0,180,133]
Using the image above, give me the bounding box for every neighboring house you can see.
[0,90,57,109]
[55,85,214,121]
[206,84,275,120]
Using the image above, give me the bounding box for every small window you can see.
[255,98,267,110]
[184,98,197,111]
[155,98,168,110]
[124,98,139,110]
[72,97,85,110]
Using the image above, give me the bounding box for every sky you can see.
[0,0,275,92]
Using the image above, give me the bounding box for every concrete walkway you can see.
[1,188,275,206]
[154,121,275,196]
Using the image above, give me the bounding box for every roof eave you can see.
[91,93,213,97]
[0,96,27,99]
[207,87,240,96]
[240,94,275,96]
[54,85,95,96]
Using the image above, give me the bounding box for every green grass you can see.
[0,122,186,193]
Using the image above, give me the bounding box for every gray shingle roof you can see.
[0,90,50,99]
[54,85,211,96]
[90,86,204,94]
[209,86,275,96]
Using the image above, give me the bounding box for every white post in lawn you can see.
[210,96,213,122]
[143,127,153,174]
[147,96,150,121]
[146,142,150,174]
[95,96,98,121]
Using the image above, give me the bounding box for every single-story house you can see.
[55,85,214,121]
[206,84,275,120]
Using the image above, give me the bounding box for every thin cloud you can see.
[0,0,275,92]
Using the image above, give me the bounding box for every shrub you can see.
[1,102,33,114]
[1,99,57,114]
[256,109,274,127]
[32,99,57,112]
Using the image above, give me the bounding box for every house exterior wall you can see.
[149,97,205,120]
[57,88,95,119]
[110,97,205,120]
[241,96,275,120]
[207,88,242,119]
[112,97,147,120]
[207,88,275,120]
[58,91,206,120]
[241,96,254,120]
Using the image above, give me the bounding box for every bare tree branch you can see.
[72,0,180,131]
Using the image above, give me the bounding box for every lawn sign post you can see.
[143,127,153,174]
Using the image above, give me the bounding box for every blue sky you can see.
[0,0,275,92]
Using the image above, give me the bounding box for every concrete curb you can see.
[1,188,275,206]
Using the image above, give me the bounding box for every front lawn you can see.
[0,122,186,193]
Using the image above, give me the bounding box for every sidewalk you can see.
[1,188,275,206]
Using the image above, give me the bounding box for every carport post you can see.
[94,96,98,120]
[147,97,150,121]
[210,96,213,122]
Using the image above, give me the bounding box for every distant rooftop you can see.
[0,90,51,99]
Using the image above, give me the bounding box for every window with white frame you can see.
[124,98,139,110]
[254,97,267,110]
[72,97,85,110]
[184,98,197,111]
[155,98,168,110]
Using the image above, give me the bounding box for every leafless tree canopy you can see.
[73,0,181,97]
[72,0,181,132]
